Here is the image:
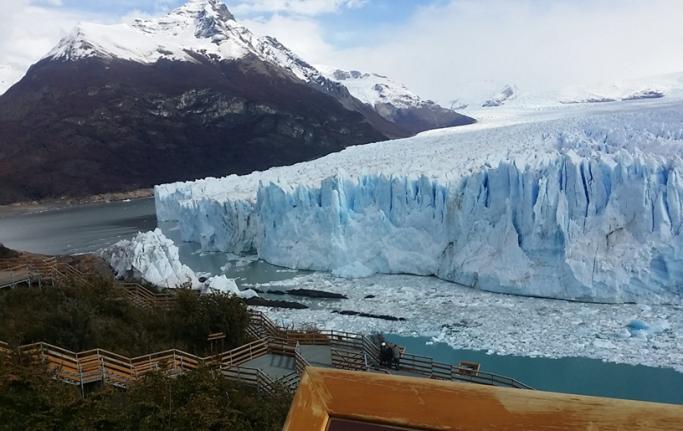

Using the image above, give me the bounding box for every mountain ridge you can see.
[0,0,472,204]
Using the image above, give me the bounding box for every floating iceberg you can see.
[100,228,199,288]
[205,274,259,298]
[101,229,259,299]
[156,100,683,304]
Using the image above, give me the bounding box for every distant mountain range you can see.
[0,0,473,204]
[449,73,683,116]
[319,67,471,135]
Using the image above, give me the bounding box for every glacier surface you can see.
[156,99,683,304]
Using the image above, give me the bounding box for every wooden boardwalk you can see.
[0,267,32,289]
[0,255,533,394]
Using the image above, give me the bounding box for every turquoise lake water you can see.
[387,334,683,404]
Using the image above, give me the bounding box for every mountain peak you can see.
[45,0,252,63]
[133,0,237,40]
[168,0,235,26]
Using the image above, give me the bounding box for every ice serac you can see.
[156,101,683,304]
[100,228,199,288]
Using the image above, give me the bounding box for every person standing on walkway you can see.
[380,342,388,367]
[391,344,401,370]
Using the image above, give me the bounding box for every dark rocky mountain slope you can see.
[0,0,473,204]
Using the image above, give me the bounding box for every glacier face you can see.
[156,101,683,304]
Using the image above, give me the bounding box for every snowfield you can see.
[156,98,683,304]
[318,66,434,110]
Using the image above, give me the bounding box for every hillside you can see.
[0,0,472,204]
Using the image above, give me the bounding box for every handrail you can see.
[293,343,310,376]
[220,366,278,395]
[0,273,532,391]
[330,347,366,371]
[1,339,284,392]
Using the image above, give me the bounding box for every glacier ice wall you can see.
[156,104,683,304]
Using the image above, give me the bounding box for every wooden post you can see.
[100,354,106,384]
[78,360,85,399]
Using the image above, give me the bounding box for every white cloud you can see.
[231,0,366,16]
[248,0,683,104]
[3,0,683,104]
[0,0,116,93]
[243,14,335,60]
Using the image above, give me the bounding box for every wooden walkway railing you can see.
[247,310,532,389]
[331,348,366,371]
[0,265,35,289]
[0,336,302,395]
[120,283,182,309]
[0,259,532,391]
[398,351,533,389]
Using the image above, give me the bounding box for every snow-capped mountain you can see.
[320,67,474,134]
[450,72,683,123]
[40,0,469,136]
[47,0,324,83]
[2,0,471,203]
[156,94,683,304]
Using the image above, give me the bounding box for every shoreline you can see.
[0,189,154,218]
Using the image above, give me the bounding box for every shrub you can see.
[0,279,249,356]
[0,358,291,431]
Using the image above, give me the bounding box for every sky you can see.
[2,0,683,103]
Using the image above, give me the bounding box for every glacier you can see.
[156,99,683,304]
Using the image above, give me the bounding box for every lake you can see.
[387,334,683,404]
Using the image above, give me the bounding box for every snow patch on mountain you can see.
[48,1,247,63]
[45,0,325,86]
[319,66,431,109]
[481,84,517,107]
[156,98,683,304]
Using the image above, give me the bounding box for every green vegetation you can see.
[0,275,292,430]
[0,278,249,356]
[0,357,291,431]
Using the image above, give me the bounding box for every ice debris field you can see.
[244,271,683,373]
[157,97,683,304]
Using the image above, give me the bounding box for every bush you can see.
[0,262,288,430]
[0,278,249,356]
[0,357,291,431]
